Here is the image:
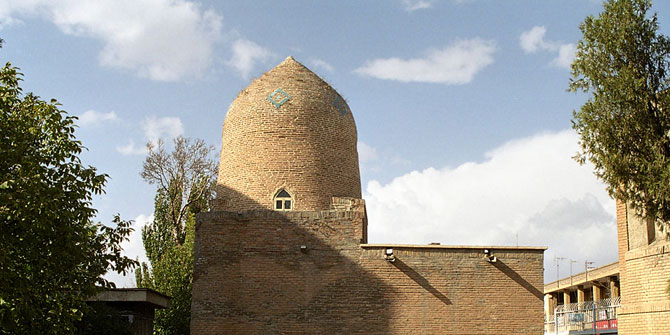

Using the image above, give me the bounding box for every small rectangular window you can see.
[276,200,283,209]
[284,200,291,209]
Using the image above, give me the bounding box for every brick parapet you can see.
[192,207,545,334]
[358,247,545,334]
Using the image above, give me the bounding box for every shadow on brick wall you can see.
[190,188,394,334]
[392,258,452,305]
[493,260,543,299]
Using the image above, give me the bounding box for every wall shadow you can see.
[392,258,452,305]
[493,259,543,300]
[191,187,394,334]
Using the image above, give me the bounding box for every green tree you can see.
[74,302,132,335]
[570,0,670,229]
[0,63,137,334]
[136,137,216,334]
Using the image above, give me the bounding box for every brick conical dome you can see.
[217,56,361,211]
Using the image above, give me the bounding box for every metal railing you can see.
[545,297,620,334]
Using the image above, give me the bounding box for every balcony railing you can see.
[545,297,620,334]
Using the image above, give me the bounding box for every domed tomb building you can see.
[217,56,360,212]
[191,57,546,334]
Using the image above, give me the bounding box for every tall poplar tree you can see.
[570,0,670,230]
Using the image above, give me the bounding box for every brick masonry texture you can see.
[216,57,361,212]
[191,58,545,334]
[616,199,670,334]
[191,197,545,334]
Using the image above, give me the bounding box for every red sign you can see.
[595,321,610,330]
[595,319,618,330]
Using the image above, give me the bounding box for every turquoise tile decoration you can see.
[333,95,349,116]
[267,88,291,108]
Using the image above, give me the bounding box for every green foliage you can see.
[0,63,137,334]
[570,0,670,228]
[141,188,178,264]
[136,137,215,334]
[74,302,131,335]
[136,194,199,334]
[137,210,195,334]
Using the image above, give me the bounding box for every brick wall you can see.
[216,57,361,212]
[191,197,545,334]
[618,242,670,334]
[359,246,544,334]
[194,57,545,334]
[616,199,670,334]
[617,199,628,265]
[191,199,384,335]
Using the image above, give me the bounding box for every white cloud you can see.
[552,43,576,69]
[355,39,496,84]
[0,0,223,81]
[520,26,550,53]
[227,38,273,79]
[358,142,411,180]
[520,26,575,69]
[116,116,183,155]
[0,0,42,27]
[358,141,379,163]
[116,140,147,156]
[104,214,152,288]
[364,129,617,283]
[77,110,118,126]
[309,58,334,73]
[400,0,475,12]
[401,0,435,12]
[142,116,184,144]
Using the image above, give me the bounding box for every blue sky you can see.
[3,0,669,286]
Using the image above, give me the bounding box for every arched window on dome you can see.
[274,189,293,211]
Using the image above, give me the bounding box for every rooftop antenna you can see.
[554,256,566,285]
[585,261,595,281]
[570,259,579,286]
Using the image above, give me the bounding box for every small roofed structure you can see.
[88,288,170,335]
